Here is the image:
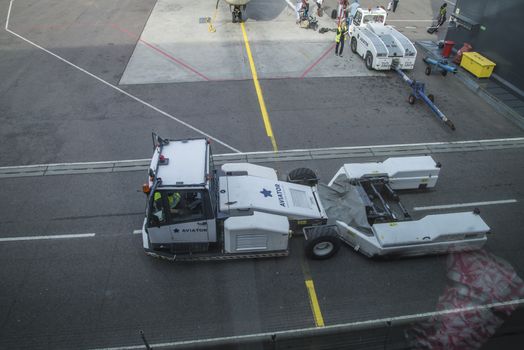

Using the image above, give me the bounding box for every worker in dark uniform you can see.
[335,23,348,57]
[437,3,447,26]
[392,0,399,12]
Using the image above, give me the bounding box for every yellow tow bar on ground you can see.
[208,0,220,33]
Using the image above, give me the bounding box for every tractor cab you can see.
[143,135,218,250]
[349,7,387,36]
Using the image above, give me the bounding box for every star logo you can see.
[260,188,272,197]
[173,228,180,233]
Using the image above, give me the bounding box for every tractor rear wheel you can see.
[365,52,373,70]
[304,227,341,260]
[287,168,318,186]
[351,37,357,53]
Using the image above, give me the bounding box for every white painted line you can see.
[132,230,142,235]
[92,298,524,350]
[0,159,149,171]
[4,1,240,154]
[5,0,13,30]
[0,233,96,242]
[1,137,524,172]
[414,199,517,211]
[218,137,524,156]
[405,26,417,29]
[388,19,433,22]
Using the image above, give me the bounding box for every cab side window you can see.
[150,190,208,226]
[150,191,169,226]
[354,11,362,26]
[166,191,205,224]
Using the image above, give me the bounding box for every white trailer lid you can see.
[373,212,490,248]
[342,156,440,189]
[219,175,325,220]
[343,156,438,179]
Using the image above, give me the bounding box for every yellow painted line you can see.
[305,279,325,327]
[240,22,278,152]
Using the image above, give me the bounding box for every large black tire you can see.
[351,37,357,53]
[365,52,373,70]
[425,66,431,75]
[331,9,337,19]
[304,227,341,260]
[287,168,318,186]
[408,94,416,105]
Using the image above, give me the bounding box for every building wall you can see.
[445,0,524,92]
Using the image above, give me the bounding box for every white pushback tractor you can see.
[141,134,489,261]
[348,6,417,70]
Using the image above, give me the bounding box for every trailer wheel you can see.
[287,168,318,186]
[331,9,337,19]
[428,94,435,102]
[425,66,431,75]
[365,52,373,70]
[305,227,341,260]
[351,37,357,53]
[408,94,416,105]
[441,70,448,76]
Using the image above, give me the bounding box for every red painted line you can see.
[110,23,211,81]
[300,43,336,79]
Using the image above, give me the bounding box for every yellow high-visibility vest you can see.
[154,192,181,209]
[336,26,346,43]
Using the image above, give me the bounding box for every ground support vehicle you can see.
[423,57,458,76]
[348,7,417,70]
[141,135,488,261]
[394,66,456,130]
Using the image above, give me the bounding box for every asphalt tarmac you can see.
[1,0,524,349]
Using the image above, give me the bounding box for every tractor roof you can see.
[155,138,209,187]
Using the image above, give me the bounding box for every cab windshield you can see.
[363,14,385,24]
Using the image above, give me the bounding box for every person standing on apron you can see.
[335,23,348,57]
[392,0,399,12]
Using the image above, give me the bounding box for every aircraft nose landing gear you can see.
[231,5,246,23]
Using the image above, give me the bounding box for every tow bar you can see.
[423,57,458,76]
[394,67,456,131]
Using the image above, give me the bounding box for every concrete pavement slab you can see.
[119,0,382,85]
